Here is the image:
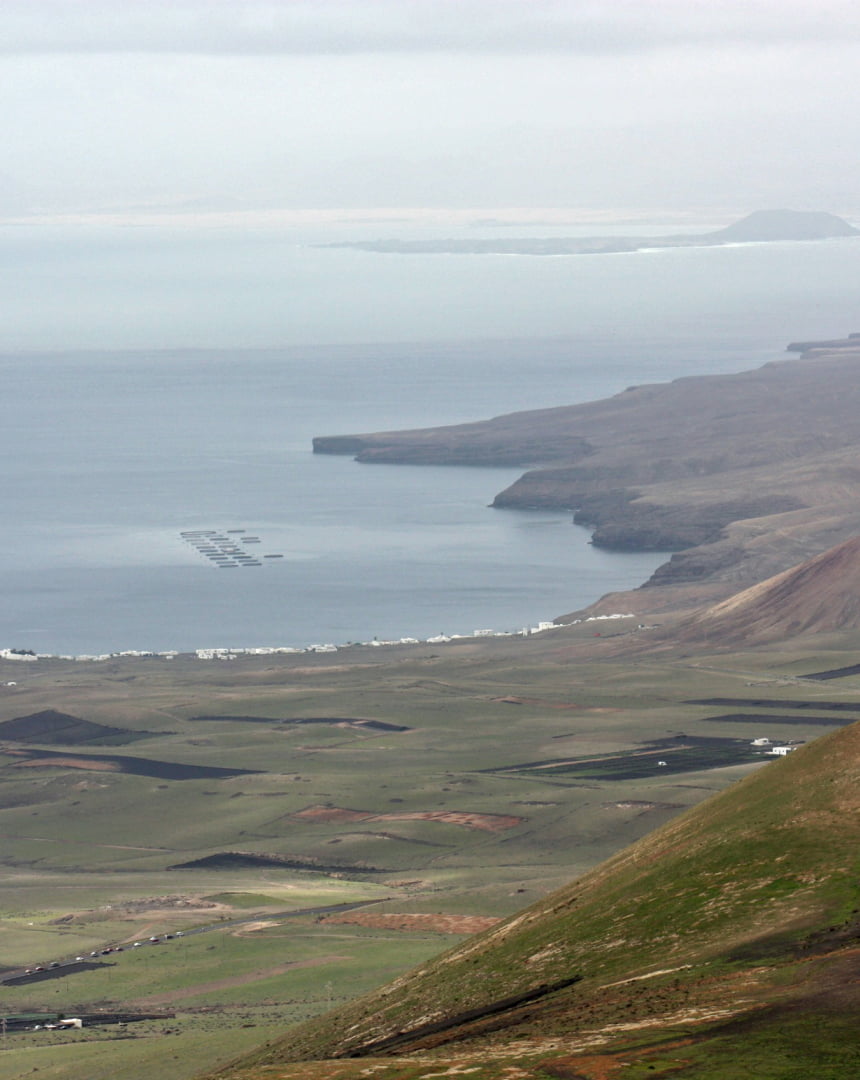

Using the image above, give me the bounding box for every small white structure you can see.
[0,649,38,662]
[768,745,798,756]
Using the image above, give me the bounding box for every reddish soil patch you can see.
[374,810,523,832]
[292,806,524,833]
[539,1036,700,1080]
[293,806,372,823]
[10,755,120,772]
[537,1052,632,1079]
[321,912,502,934]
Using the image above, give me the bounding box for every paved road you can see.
[2,898,389,985]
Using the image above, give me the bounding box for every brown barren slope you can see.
[679,534,860,645]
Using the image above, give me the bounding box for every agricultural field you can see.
[1,624,859,1077]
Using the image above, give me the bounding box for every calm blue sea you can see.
[2,223,859,655]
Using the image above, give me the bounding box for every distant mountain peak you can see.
[710,209,859,242]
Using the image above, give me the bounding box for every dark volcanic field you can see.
[4,747,260,780]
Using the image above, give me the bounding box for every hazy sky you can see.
[3,1,860,222]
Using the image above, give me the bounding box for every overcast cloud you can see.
[3,1,860,219]
[4,1,860,56]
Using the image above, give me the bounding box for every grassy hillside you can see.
[214,719,860,1078]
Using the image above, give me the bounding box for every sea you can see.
[2,218,859,657]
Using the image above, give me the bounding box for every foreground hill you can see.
[210,719,860,1079]
[314,336,860,604]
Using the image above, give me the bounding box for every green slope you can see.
[212,719,860,1077]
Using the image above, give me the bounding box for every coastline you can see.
[313,334,860,607]
[0,614,652,666]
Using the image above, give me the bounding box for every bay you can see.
[1,224,859,656]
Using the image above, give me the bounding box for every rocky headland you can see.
[314,334,860,605]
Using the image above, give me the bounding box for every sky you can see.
[3,1,860,224]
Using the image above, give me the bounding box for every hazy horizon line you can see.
[4,204,849,232]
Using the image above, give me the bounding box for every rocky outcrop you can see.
[581,496,805,552]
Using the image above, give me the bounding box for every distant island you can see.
[316,209,858,256]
